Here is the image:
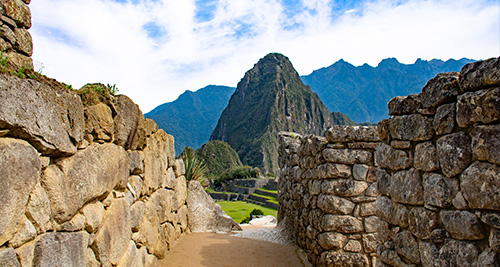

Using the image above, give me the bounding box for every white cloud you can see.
[30,0,499,113]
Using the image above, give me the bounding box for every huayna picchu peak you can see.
[210,53,334,174]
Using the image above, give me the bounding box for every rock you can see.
[388,94,422,115]
[186,180,241,232]
[3,0,31,28]
[481,212,500,229]
[414,142,440,171]
[364,216,381,233]
[325,126,379,142]
[441,210,484,240]
[26,183,52,234]
[317,163,351,179]
[376,196,409,228]
[375,143,411,170]
[15,242,34,267]
[134,199,167,258]
[6,51,33,70]
[32,232,89,267]
[173,158,186,177]
[86,248,100,267]
[359,201,377,217]
[84,103,114,142]
[390,140,411,149]
[408,207,438,240]
[149,188,173,224]
[321,251,369,267]
[418,240,439,267]
[0,138,40,246]
[0,75,84,156]
[420,72,460,108]
[362,233,377,253]
[317,232,347,250]
[177,205,189,230]
[143,130,169,195]
[173,175,187,210]
[389,114,434,141]
[127,175,143,200]
[452,191,469,210]
[472,125,500,165]
[92,198,131,266]
[456,87,500,128]
[438,240,478,266]
[42,143,130,223]
[0,247,20,267]
[162,168,176,190]
[128,151,145,175]
[58,213,85,232]
[130,201,146,232]
[321,215,363,233]
[433,103,456,135]
[344,240,362,252]
[376,168,391,196]
[113,95,145,150]
[390,168,424,205]
[437,132,472,177]
[378,246,409,267]
[308,180,322,196]
[317,194,355,215]
[490,228,500,252]
[477,249,499,267]
[394,230,420,264]
[423,173,459,208]
[322,148,372,164]
[14,27,32,56]
[377,119,390,142]
[116,241,141,267]
[321,179,368,197]
[459,57,500,91]
[461,162,500,210]
[353,164,369,181]
[81,201,105,233]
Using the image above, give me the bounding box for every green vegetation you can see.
[214,166,261,187]
[251,192,278,204]
[217,201,277,223]
[240,209,265,224]
[195,140,242,178]
[77,83,118,106]
[180,147,208,186]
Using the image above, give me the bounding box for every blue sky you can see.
[30,0,499,113]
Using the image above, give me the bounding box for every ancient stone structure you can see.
[278,57,499,266]
[0,0,33,70]
[278,127,380,266]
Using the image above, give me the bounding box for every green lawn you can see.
[256,187,278,194]
[251,192,278,204]
[217,201,278,223]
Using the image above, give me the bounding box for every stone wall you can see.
[374,57,500,266]
[0,0,33,70]
[0,76,189,266]
[278,127,381,266]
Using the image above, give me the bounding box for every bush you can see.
[180,147,208,186]
[240,209,264,224]
[213,166,261,187]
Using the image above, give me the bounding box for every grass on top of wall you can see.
[217,201,278,223]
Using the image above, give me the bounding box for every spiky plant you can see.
[180,147,208,185]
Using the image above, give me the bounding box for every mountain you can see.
[210,53,334,174]
[195,140,242,178]
[332,112,357,126]
[145,85,235,154]
[301,58,475,123]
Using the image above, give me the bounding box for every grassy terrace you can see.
[217,201,278,223]
[251,192,278,204]
[256,187,278,194]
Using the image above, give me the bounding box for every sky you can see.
[30,0,499,113]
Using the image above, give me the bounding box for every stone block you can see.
[388,94,422,115]
[441,210,484,240]
[461,162,500,210]
[84,102,114,142]
[359,201,377,217]
[32,232,88,267]
[481,212,500,229]
[322,179,368,197]
[14,27,32,56]
[376,196,409,228]
[163,167,176,189]
[15,242,34,267]
[3,0,31,28]
[26,183,51,234]
[321,215,363,233]
[423,173,459,208]
[326,126,379,142]
[418,241,439,267]
[456,87,500,128]
[408,207,438,240]
[113,95,145,150]
[318,163,351,179]
[414,141,440,172]
[364,216,381,233]
[420,72,460,108]
[317,194,355,215]
[438,240,478,266]
[344,240,362,252]
[317,232,347,250]
[353,164,369,181]
[174,175,187,210]
[58,213,85,232]
[321,251,368,267]
[389,114,434,141]
[491,228,500,252]
[477,249,499,266]
[433,103,455,135]
[390,168,424,205]
[437,132,472,177]
[82,201,104,233]
[323,148,372,164]
[472,125,500,166]
[143,130,170,195]
[362,233,377,253]
[459,57,500,91]
[394,230,420,264]
[377,119,390,142]
[390,140,411,149]
[374,143,411,171]
[0,247,20,267]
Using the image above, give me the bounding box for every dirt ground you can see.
[158,232,311,267]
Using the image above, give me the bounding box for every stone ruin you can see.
[278,57,500,266]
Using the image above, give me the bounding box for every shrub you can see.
[180,147,208,185]
[240,209,264,224]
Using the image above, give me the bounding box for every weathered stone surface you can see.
[130,201,145,232]
[344,240,362,252]
[58,213,85,232]
[128,151,144,175]
[81,201,104,233]
[187,180,241,232]
[317,194,355,215]
[490,228,500,252]
[326,126,379,142]
[317,163,351,179]
[362,233,377,253]
[128,175,143,200]
[395,230,420,264]
[322,148,372,164]
[353,164,369,181]
[376,196,409,228]
[389,114,434,141]
[317,232,347,250]
[84,103,114,142]
[420,72,460,108]
[418,240,439,267]
[433,103,456,135]
[6,51,33,70]
[441,210,484,240]
[14,27,32,56]
[32,232,89,267]
[3,0,31,28]
[377,118,390,142]
[0,75,84,156]
[322,179,368,197]
[376,168,391,196]
[364,216,381,233]
[321,251,369,267]
[0,247,20,267]
[116,241,141,267]
[481,212,500,229]
[143,130,169,195]
[456,87,500,128]
[391,140,411,149]
[113,95,144,150]
[472,125,500,165]
[321,215,363,233]
[375,143,411,170]
[149,188,173,224]
[360,201,377,217]
[390,168,424,205]
[173,158,185,177]
[478,249,499,267]
[461,162,500,210]
[459,57,500,91]
[15,242,34,267]
[42,143,130,223]
[409,207,438,240]
[165,134,176,167]
[423,173,459,208]
[438,240,478,266]
[437,132,472,177]
[388,94,422,115]
[92,198,131,266]
[378,246,407,267]
[414,142,439,171]
[174,175,187,210]
[163,167,176,189]
[452,191,469,210]
[26,183,51,234]
[0,138,40,246]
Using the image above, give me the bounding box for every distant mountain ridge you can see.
[145,85,235,154]
[301,57,475,123]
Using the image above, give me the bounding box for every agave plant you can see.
[180,147,208,184]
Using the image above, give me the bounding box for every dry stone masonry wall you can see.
[0,75,190,267]
[278,126,381,266]
[0,0,33,70]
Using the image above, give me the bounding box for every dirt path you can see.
[158,232,310,267]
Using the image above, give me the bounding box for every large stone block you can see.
[42,143,130,223]
[376,196,409,228]
[143,130,170,195]
[414,141,439,171]
[174,175,187,211]
[84,103,114,142]
[9,217,36,248]
[437,132,472,177]
[317,194,355,215]
[390,168,424,205]
[438,240,478,266]
[461,162,500,210]
[456,87,500,128]
[26,183,52,234]
[322,179,368,197]
[423,173,458,208]
[374,143,411,170]
[388,94,422,115]
[389,114,434,141]
[433,103,456,135]
[0,247,20,267]
[321,251,369,267]
[0,75,85,156]
[0,138,40,246]
[32,232,88,267]
[2,0,31,28]
[420,72,460,108]
[113,95,145,150]
[14,27,32,56]
[317,232,347,250]
[323,148,372,164]
[459,57,500,91]
[317,163,351,179]
[326,126,379,142]
[409,207,438,240]
[395,230,420,264]
[81,201,104,234]
[418,241,439,267]
[472,125,500,166]
[321,215,363,233]
[441,210,484,240]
